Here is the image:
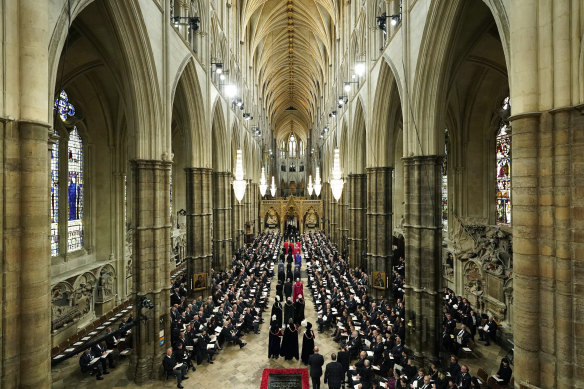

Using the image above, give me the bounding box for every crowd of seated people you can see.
[164,232,280,388]
[79,317,133,380]
[303,232,512,389]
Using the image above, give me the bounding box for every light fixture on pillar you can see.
[307,175,314,196]
[314,167,322,197]
[232,149,247,203]
[259,167,268,197]
[270,176,277,197]
[330,148,344,201]
[354,62,366,77]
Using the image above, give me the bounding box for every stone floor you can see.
[54,253,511,388]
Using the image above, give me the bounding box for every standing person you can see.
[284,297,295,324]
[280,318,299,360]
[300,322,315,364]
[293,278,304,302]
[308,346,325,389]
[495,357,512,385]
[268,316,283,359]
[276,280,284,302]
[324,353,344,389]
[294,295,305,325]
[271,296,283,328]
[284,278,293,300]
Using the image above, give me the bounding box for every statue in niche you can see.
[305,208,317,227]
[97,266,115,303]
[266,208,279,227]
[73,273,96,317]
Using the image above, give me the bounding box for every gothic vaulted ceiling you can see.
[242,0,335,141]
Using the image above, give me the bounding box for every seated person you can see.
[163,347,189,389]
[91,341,113,372]
[495,357,512,385]
[79,348,103,380]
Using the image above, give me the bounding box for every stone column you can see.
[322,182,331,235]
[402,156,441,360]
[185,168,213,287]
[1,1,51,387]
[336,184,349,252]
[232,182,243,252]
[243,180,252,239]
[348,174,367,268]
[329,185,338,244]
[366,167,392,297]
[129,160,172,384]
[212,172,232,270]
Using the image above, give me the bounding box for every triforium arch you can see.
[366,59,402,298]
[347,99,367,268]
[404,0,512,364]
[211,100,232,271]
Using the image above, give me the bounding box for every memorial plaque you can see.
[267,374,303,389]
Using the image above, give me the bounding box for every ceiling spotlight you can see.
[225,84,237,98]
[354,62,366,77]
[220,74,226,81]
[323,126,329,133]
[344,83,351,92]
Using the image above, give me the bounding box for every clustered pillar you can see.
[348,174,367,268]
[212,171,232,270]
[129,160,172,384]
[402,156,441,361]
[186,168,213,286]
[366,167,392,296]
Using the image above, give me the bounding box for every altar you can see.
[260,196,322,234]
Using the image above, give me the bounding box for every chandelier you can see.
[314,167,322,197]
[330,148,344,201]
[270,176,277,197]
[232,149,247,202]
[307,174,314,196]
[259,167,268,197]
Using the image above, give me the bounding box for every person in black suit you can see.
[324,353,344,389]
[91,341,113,372]
[308,346,325,389]
[163,347,188,389]
[456,364,471,389]
[284,278,293,300]
[478,316,497,346]
[337,345,350,382]
[79,348,103,380]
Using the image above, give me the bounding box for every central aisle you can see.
[176,248,340,389]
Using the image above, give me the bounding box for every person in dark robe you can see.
[276,281,284,302]
[271,296,283,328]
[278,262,285,283]
[268,316,282,359]
[280,318,299,360]
[284,297,295,324]
[294,295,305,325]
[495,357,512,385]
[301,322,315,364]
[284,278,293,300]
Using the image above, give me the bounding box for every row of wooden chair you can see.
[51,299,132,358]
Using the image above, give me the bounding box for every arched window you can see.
[52,91,87,255]
[496,97,511,225]
[441,129,448,232]
[50,135,60,256]
[289,134,296,157]
[67,127,84,252]
[299,140,304,156]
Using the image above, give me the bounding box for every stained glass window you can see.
[289,134,296,157]
[67,127,84,252]
[441,130,448,232]
[54,90,76,122]
[496,97,511,225]
[51,136,60,256]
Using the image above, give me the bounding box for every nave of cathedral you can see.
[1,0,583,388]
